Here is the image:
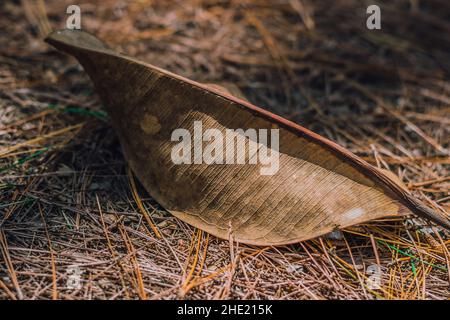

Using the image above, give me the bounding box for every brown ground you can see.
[0,0,449,299]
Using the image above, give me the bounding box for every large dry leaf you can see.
[45,30,450,245]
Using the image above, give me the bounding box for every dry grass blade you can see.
[127,166,162,239]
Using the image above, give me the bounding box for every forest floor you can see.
[0,0,449,299]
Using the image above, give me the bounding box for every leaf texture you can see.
[45,30,450,245]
